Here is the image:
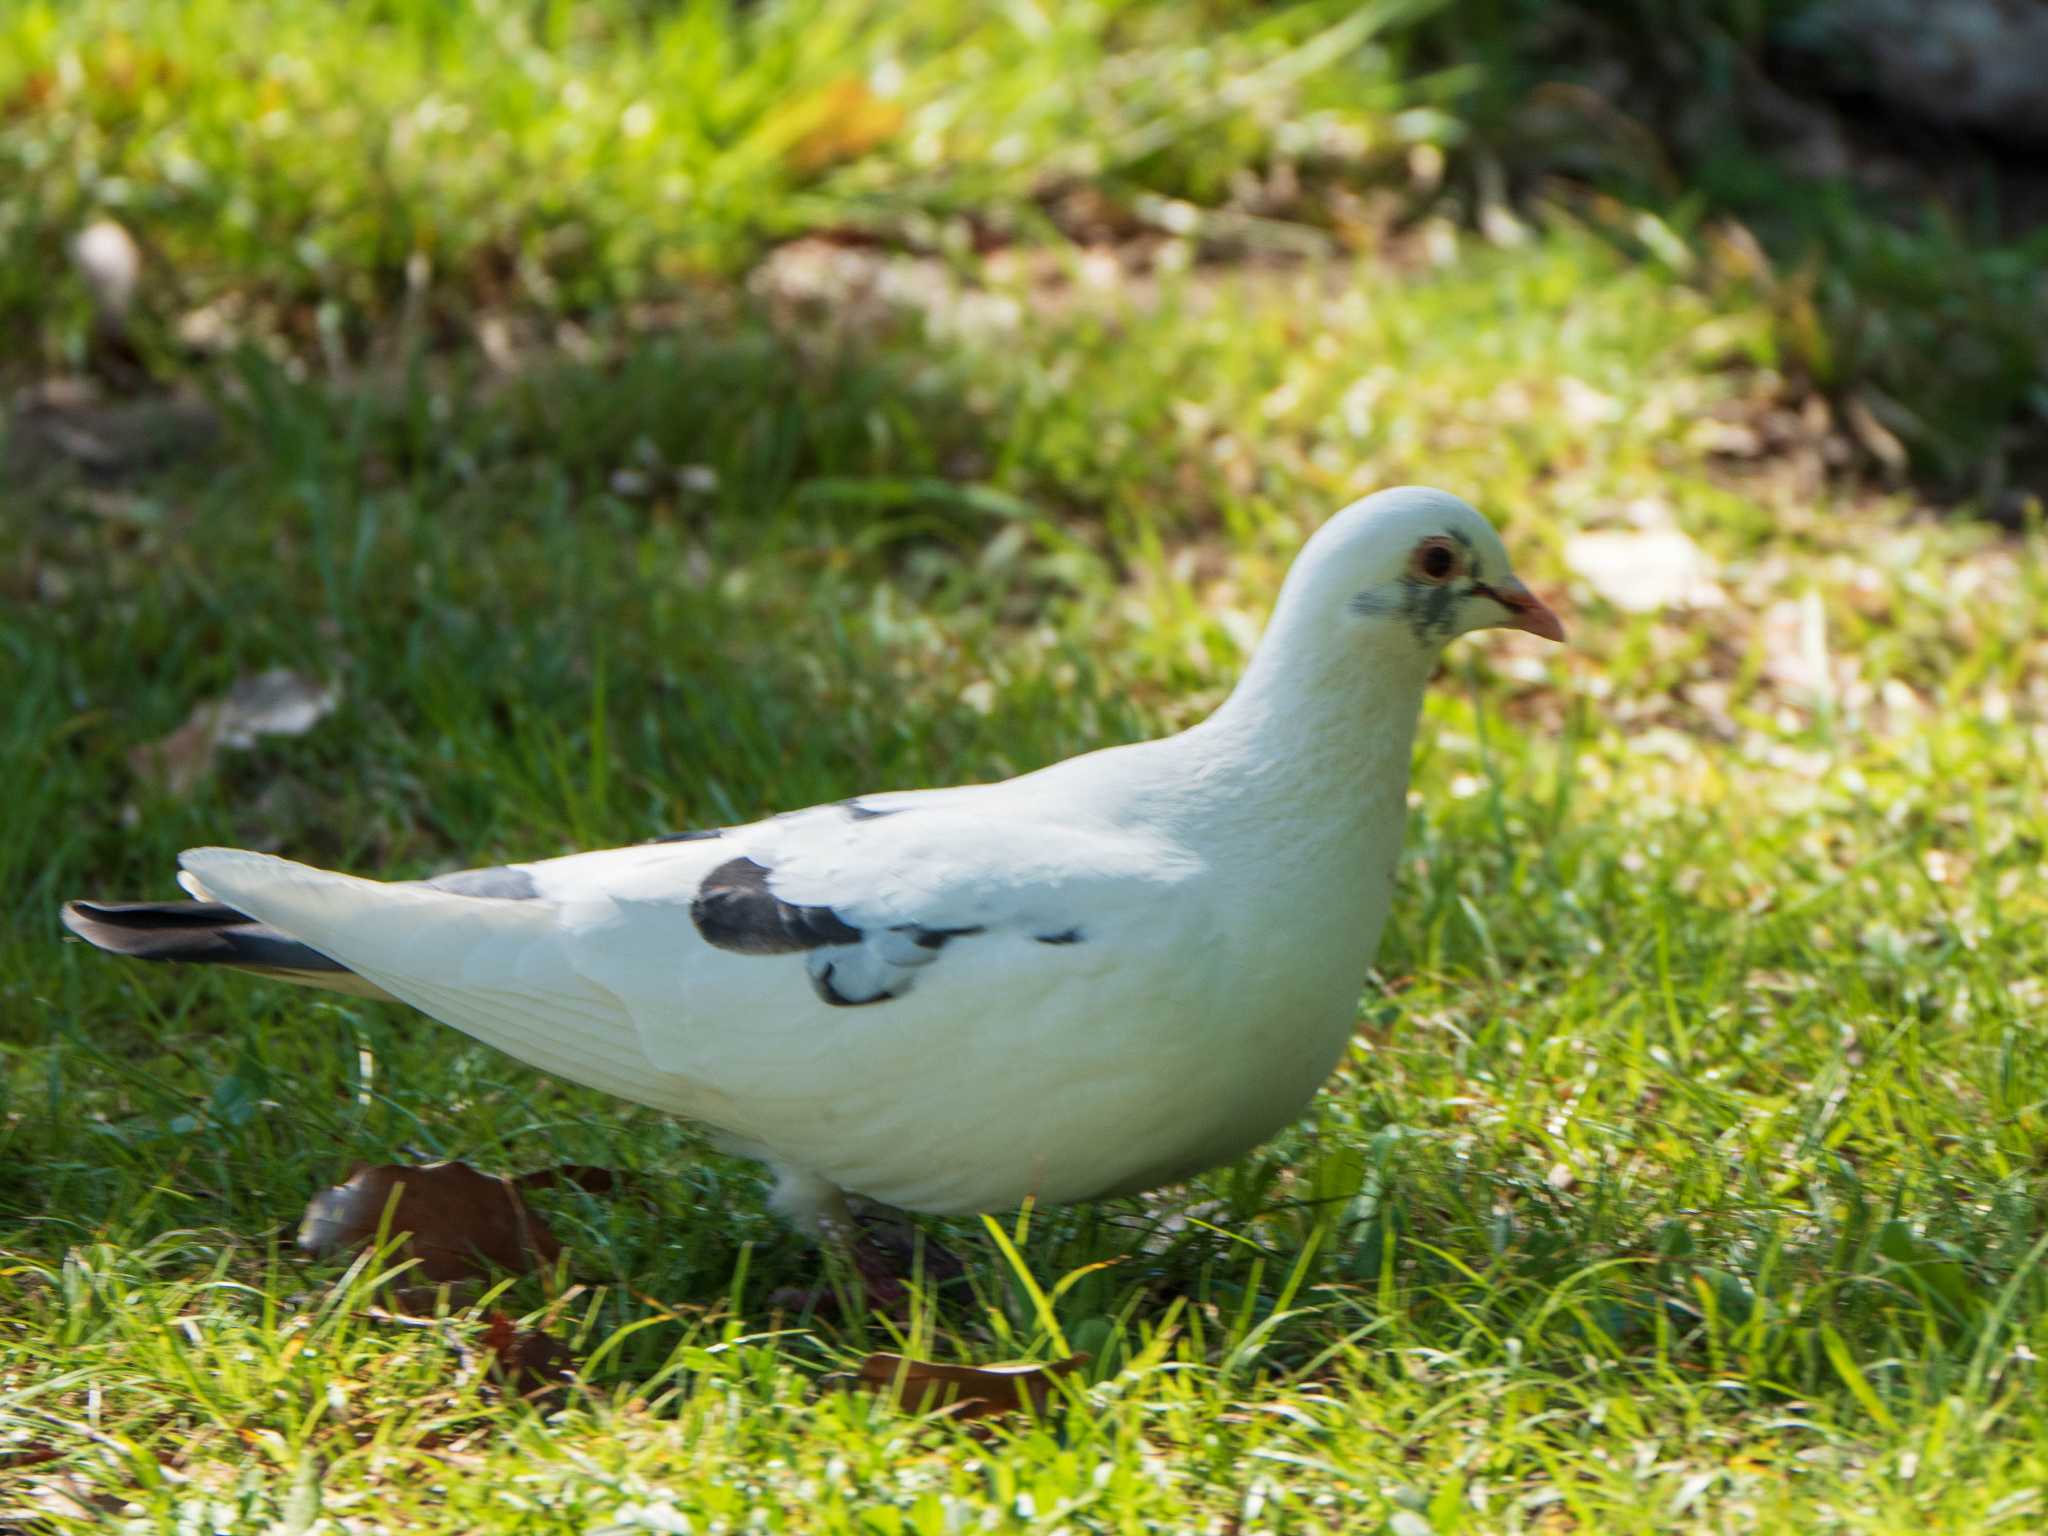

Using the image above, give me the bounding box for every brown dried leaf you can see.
[785,78,906,175]
[129,668,339,796]
[297,1162,562,1282]
[1,69,54,119]
[831,1352,1087,1422]
[479,1309,578,1405]
[0,1441,63,1471]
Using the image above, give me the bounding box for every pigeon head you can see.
[1313,486,1564,650]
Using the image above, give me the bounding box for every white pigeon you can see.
[65,486,1561,1253]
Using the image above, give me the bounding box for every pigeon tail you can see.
[170,848,696,1113]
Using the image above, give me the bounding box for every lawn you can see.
[5,2,2048,1531]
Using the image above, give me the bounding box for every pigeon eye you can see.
[1411,538,1461,584]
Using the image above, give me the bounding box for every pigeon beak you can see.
[1477,579,1567,643]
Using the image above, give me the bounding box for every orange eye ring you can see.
[1411,536,1462,584]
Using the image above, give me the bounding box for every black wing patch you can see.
[688,856,998,1007]
[691,856,863,955]
[648,827,725,845]
[906,923,984,949]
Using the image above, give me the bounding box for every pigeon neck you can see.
[1189,602,1435,816]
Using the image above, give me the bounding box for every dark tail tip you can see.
[63,899,249,961]
[61,898,345,972]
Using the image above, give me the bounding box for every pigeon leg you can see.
[767,1235,903,1316]
[764,1171,964,1316]
[845,1204,967,1294]
[762,1167,894,1313]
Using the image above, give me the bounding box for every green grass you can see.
[7,2,2048,1531]
[10,0,2042,495]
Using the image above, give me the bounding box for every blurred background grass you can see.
[5,0,2044,503]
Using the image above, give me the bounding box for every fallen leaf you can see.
[828,1352,1087,1422]
[477,1310,579,1404]
[0,1441,63,1471]
[129,668,339,796]
[1,69,55,119]
[1564,528,1725,613]
[784,78,906,175]
[297,1162,562,1282]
